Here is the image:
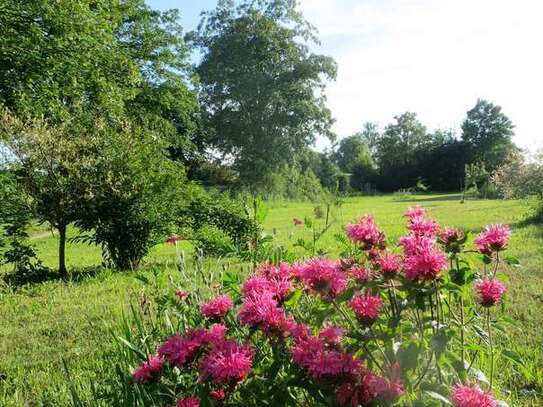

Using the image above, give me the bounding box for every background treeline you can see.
[0,0,536,279]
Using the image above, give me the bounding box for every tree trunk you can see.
[58,223,67,277]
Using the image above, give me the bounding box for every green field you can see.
[0,194,541,406]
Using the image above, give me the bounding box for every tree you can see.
[461,99,516,171]
[0,107,99,276]
[360,122,380,156]
[333,133,375,191]
[191,0,337,189]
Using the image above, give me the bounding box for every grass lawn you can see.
[0,194,541,406]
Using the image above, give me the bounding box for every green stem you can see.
[487,308,494,391]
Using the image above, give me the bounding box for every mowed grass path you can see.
[0,194,541,405]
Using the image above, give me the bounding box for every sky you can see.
[147,0,543,152]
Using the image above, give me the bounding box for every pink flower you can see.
[475,279,506,307]
[293,218,304,226]
[404,243,448,282]
[205,323,227,346]
[451,384,497,407]
[176,396,200,407]
[408,217,440,237]
[199,339,254,385]
[166,234,183,245]
[158,329,207,368]
[475,224,511,255]
[201,295,233,319]
[238,290,288,334]
[404,206,426,221]
[291,335,361,380]
[242,263,293,301]
[375,252,402,277]
[336,367,403,406]
[319,326,345,346]
[288,321,312,342]
[176,290,189,301]
[439,227,464,245]
[296,258,348,297]
[348,266,371,283]
[349,294,383,325]
[209,388,226,401]
[347,215,386,250]
[398,234,436,256]
[132,355,163,383]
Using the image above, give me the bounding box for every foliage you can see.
[73,124,192,271]
[190,0,337,189]
[95,206,515,406]
[492,151,543,200]
[178,191,258,257]
[461,99,516,172]
[0,172,50,284]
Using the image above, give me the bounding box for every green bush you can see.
[178,191,257,257]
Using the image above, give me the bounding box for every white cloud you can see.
[300,0,543,151]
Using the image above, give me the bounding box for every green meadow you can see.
[0,194,541,406]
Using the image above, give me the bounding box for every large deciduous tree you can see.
[461,99,516,171]
[191,0,337,189]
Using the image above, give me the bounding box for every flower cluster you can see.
[132,355,163,383]
[474,224,511,255]
[475,278,506,307]
[451,384,497,407]
[201,294,233,319]
[294,257,348,298]
[347,214,386,250]
[349,294,383,325]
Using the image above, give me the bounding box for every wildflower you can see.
[166,234,183,245]
[209,388,226,401]
[238,290,288,334]
[199,339,254,385]
[451,384,497,407]
[348,266,371,283]
[404,241,447,282]
[403,206,425,221]
[319,326,345,346]
[347,215,386,250]
[336,367,403,406]
[204,323,227,346]
[291,335,361,380]
[132,355,162,383]
[475,278,506,307]
[296,258,348,298]
[408,217,440,237]
[288,321,312,342]
[175,290,189,301]
[293,218,304,226]
[158,329,206,368]
[398,234,436,256]
[439,227,465,253]
[201,295,233,319]
[375,252,402,277]
[474,224,511,255]
[349,294,383,325]
[242,263,293,301]
[176,396,200,407]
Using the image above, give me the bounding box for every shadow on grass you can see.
[394,194,464,203]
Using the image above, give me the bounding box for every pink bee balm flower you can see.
[201,295,233,319]
[293,218,304,226]
[319,326,345,346]
[166,234,183,245]
[408,217,440,237]
[291,335,361,379]
[238,290,288,334]
[475,278,506,307]
[176,396,200,407]
[349,294,383,325]
[375,252,402,277]
[132,355,163,383]
[209,388,226,401]
[348,266,371,283]
[403,206,426,221]
[158,329,206,368]
[474,224,511,255]
[175,290,189,301]
[439,227,464,245]
[199,339,254,385]
[404,244,448,282]
[336,367,403,406]
[347,214,386,250]
[204,323,227,346]
[296,258,348,298]
[451,384,497,407]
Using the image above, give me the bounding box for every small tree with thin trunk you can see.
[0,107,96,276]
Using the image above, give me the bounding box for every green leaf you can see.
[430,330,449,360]
[424,390,452,405]
[503,255,520,267]
[501,349,526,367]
[284,289,303,308]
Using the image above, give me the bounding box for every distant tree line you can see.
[0,0,521,276]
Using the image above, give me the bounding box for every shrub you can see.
[99,206,516,406]
[178,191,257,257]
